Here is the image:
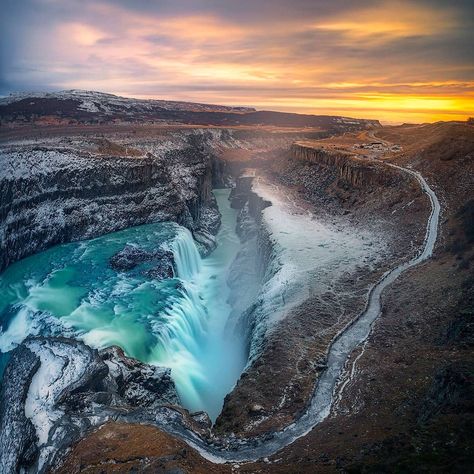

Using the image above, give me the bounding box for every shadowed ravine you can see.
[136,163,441,463]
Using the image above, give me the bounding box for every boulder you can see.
[110,245,175,281]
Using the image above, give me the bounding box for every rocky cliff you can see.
[290,143,401,188]
[0,337,180,473]
[0,133,222,272]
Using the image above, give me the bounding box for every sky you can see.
[1,0,473,123]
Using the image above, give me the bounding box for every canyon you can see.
[0,96,472,473]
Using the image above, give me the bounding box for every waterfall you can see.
[0,191,245,421]
[149,199,245,419]
[151,227,210,411]
[170,228,202,281]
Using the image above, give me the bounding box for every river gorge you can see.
[0,127,446,472]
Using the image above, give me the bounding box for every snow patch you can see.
[24,339,90,468]
[251,176,387,331]
[0,89,255,114]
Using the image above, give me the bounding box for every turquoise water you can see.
[0,189,245,419]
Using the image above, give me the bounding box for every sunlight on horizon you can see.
[1,0,473,123]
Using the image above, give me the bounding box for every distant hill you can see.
[0,89,256,113]
[0,90,381,130]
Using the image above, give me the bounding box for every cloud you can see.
[59,23,109,46]
[312,1,457,41]
[0,0,473,122]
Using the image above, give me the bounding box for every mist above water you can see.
[0,189,246,420]
[156,189,247,418]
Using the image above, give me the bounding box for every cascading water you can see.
[147,203,247,417]
[0,189,246,420]
[171,230,202,280]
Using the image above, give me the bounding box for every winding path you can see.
[148,160,441,464]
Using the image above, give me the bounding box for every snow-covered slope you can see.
[0,89,381,129]
[0,338,179,473]
[0,89,255,114]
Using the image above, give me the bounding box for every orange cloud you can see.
[5,1,473,123]
[313,1,456,41]
[60,23,108,46]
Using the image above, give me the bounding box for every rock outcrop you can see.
[226,175,272,347]
[109,245,175,280]
[290,143,402,188]
[0,132,221,272]
[0,337,180,473]
[0,345,40,473]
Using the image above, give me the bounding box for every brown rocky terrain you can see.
[53,121,473,473]
[54,423,230,474]
[215,132,429,436]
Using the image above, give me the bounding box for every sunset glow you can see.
[1,0,473,123]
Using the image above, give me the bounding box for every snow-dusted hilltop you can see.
[0,89,255,114]
[0,89,381,129]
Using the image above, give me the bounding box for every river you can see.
[0,189,246,420]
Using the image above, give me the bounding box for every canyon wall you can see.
[290,143,402,188]
[215,142,429,436]
[226,175,272,351]
[0,134,221,272]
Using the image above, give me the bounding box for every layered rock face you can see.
[225,175,272,346]
[0,132,222,272]
[273,142,426,245]
[290,143,402,188]
[0,151,178,271]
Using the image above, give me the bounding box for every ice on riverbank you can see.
[249,175,387,338]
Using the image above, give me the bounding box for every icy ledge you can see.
[0,338,179,473]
